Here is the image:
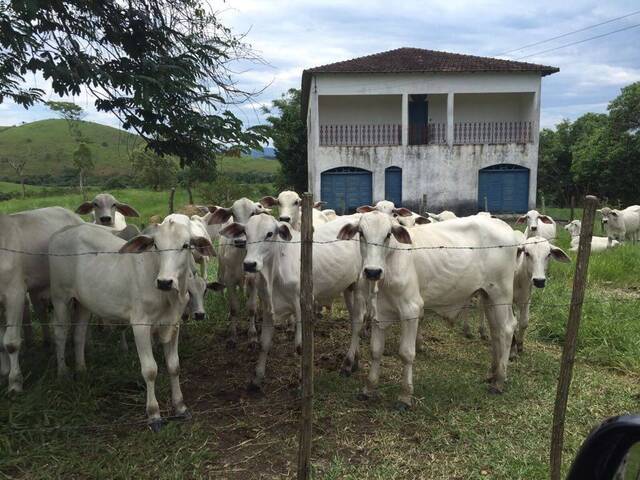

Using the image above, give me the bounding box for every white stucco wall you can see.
[454,93,533,123]
[424,94,447,124]
[319,95,401,125]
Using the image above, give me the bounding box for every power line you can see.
[497,9,640,56]
[514,23,640,60]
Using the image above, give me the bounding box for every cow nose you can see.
[603,219,608,223]
[533,278,546,288]
[364,268,382,280]
[244,261,257,273]
[157,279,173,291]
[279,216,291,223]
[531,225,537,231]
[234,239,247,248]
[194,312,205,321]
[100,216,112,224]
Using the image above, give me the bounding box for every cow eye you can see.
[386,232,391,239]
[93,202,98,207]
[524,251,530,257]
[182,243,190,249]
[266,231,273,239]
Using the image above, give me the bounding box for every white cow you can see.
[49,217,215,430]
[220,214,367,391]
[564,220,619,252]
[511,234,570,357]
[208,198,270,348]
[321,209,338,222]
[516,210,557,241]
[0,207,84,392]
[426,210,458,222]
[337,212,518,408]
[76,193,139,230]
[598,206,640,245]
[260,191,328,229]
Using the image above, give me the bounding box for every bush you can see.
[103,175,131,189]
[197,174,273,206]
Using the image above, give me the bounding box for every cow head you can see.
[220,213,293,273]
[208,198,270,248]
[185,272,210,321]
[261,190,302,227]
[516,210,553,236]
[76,193,139,227]
[119,216,215,294]
[337,211,411,281]
[564,220,581,237]
[517,237,570,288]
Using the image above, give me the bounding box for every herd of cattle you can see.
[1,191,639,431]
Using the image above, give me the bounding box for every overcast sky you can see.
[2,0,639,131]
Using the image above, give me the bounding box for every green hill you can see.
[0,119,278,184]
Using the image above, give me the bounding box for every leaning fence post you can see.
[550,195,598,480]
[422,194,428,216]
[297,193,314,480]
[570,195,575,221]
[168,187,176,214]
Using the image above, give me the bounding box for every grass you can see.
[0,192,639,479]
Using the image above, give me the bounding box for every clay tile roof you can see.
[301,47,559,118]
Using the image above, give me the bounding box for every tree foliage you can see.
[258,89,307,192]
[130,147,177,191]
[538,82,640,206]
[0,0,264,167]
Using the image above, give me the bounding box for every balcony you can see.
[319,124,401,146]
[453,121,533,145]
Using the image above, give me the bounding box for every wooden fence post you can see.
[542,194,546,215]
[550,195,598,480]
[570,195,575,222]
[168,187,176,214]
[422,194,428,216]
[297,193,314,480]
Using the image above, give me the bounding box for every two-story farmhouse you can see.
[302,48,559,214]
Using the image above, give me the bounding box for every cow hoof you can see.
[174,409,192,421]
[226,338,237,350]
[247,381,263,395]
[295,345,302,356]
[247,340,258,352]
[356,392,370,402]
[148,419,164,433]
[339,367,352,377]
[393,401,411,412]
[464,332,474,340]
[488,385,504,395]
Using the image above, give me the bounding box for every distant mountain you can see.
[251,147,276,158]
[0,119,142,181]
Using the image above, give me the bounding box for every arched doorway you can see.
[321,167,372,214]
[384,166,402,207]
[478,164,529,213]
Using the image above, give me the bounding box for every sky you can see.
[2,0,639,131]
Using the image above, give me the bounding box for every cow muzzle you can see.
[364,267,383,281]
[530,225,538,231]
[99,216,112,225]
[193,312,205,321]
[533,278,546,288]
[279,216,291,223]
[157,279,174,291]
[244,261,258,273]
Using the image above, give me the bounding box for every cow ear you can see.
[76,202,94,214]
[119,235,154,254]
[277,223,293,241]
[220,222,245,239]
[414,216,431,225]
[313,201,326,210]
[207,281,226,292]
[115,202,140,217]
[515,216,527,224]
[207,205,218,214]
[392,207,413,217]
[611,211,619,217]
[356,205,376,213]
[337,222,359,240]
[191,237,216,257]
[210,207,232,224]
[391,225,412,244]
[260,196,279,208]
[550,246,571,263]
[195,205,209,216]
[539,215,553,224]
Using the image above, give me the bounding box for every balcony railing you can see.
[319,120,534,146]
[320,124,401,146]
[454,121,533,145]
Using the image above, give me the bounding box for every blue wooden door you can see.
[478,164,529,213]
[385,166,402,207]
[321,167,372,214]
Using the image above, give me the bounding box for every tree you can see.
[45,101,85,140]
[258,89,307,192]
[72,143,94,199]
[131,148,177,191]
[608,82,640,134]
[177,160,217,204]
[2,157,28,198]
[0,0,264,168]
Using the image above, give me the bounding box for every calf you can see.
[516,210,556,241]
[598,206,640,245]
[49,217,215,430]
[0,207,83,392]
[76,193,139,229]
[564,220,619,252]
[337,212,518,408]
[260,191,327,229]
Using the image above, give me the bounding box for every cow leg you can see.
[119,330,128,353]
[478,309,489,341]
[515,301,530,355]
[52,298,71,378]
[397,316,419,409]
[360,320,387,400]
[461,308,473,339]
[132,323,161,429]
[226,284,240,349]
[31,294,52,348]
[22,295,33,348]
[0,325,9,380]
[250,290,274,392]
[3,289,26,392]
[73,305,91,373]
[246,280,259,350]
[484,303,516,394]
[162,328,188,417]
[341,289,365,376]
